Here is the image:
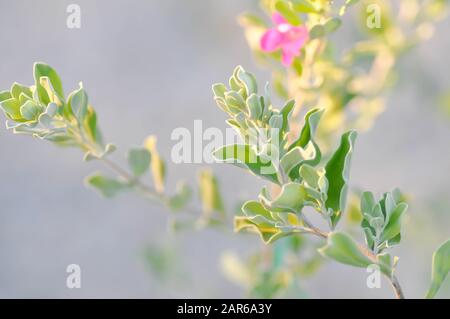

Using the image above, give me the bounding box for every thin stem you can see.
[297,215,405,299]
[390,275,405,299]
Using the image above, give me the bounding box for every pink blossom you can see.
[260,13,309,66]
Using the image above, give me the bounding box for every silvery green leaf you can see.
[236,66,258,96]
[242,200,274,220]
[426,239,450,298]
[324,130,357,228]
[45,102,58,117]
[127,148,151,177]
[39,76,64,106]
[371,203,384,219]
[229,73,243,92]
[319,232,373,268]
[363,227,375,251]
[259,183,306,213]
[383,192,396,218]
[361,191,376,215]
[381,203,407,242]
[212,83,227,99]
[11,82,32,100]
[268,114,283,130]
[225,91,246,112]
[234,216,288,244]
[280,100,295,134]
[34,63,64,105]
[20,100,42,120]
[280,141,319,177]
[369,217,384,230]
[289,108,324,150]
[68,83,88,123]
[246,93,262,120]
[262,82,271,115]
[38,113,53,127]
[85,173,128,198]
[214,97,229,113]
[299,164,320,188]
[213,144,279,184]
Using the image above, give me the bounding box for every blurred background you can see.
[0,0,449,298]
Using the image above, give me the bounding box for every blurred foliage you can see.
[240,0,449,146]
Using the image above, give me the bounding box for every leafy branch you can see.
[0,63,226,229]
[212,65,449,299]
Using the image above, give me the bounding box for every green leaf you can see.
[281,142,320,177]
[275,1,301,26]
[361,191,376,215]
[213,144,279,184]
[426,239,450,298]
[20,100,42,120]
[292,0,318,13]
[259,183,306,213]
[325,130,357,228]
[127,148,151,177]
[235,216,287,244]
[68,84,88,123]
[269,114,283,130]
[289,108,324,150]
[319,232,373,268]
[236,66,258,96]
[85,174,128,198]
[11,83,32,100]
[145,136,166,193]
[299,164,320,188]
[242,200,274,221]
[83,106,102,144]
[309,25,325,39]
[280,99,295,134]
[168,182,192,211]
[225,91,246,112]
[246,94,262,120]
[0,97,22,120]
[198,169,225,217]
[381,203,407,242]
[212,83,227,99]
[34,62,64,105]
[0,90,12,103]
[324,18,342,34]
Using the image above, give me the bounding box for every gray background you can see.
[0,0,449,298]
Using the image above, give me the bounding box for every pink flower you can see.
[260,13,309,66]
